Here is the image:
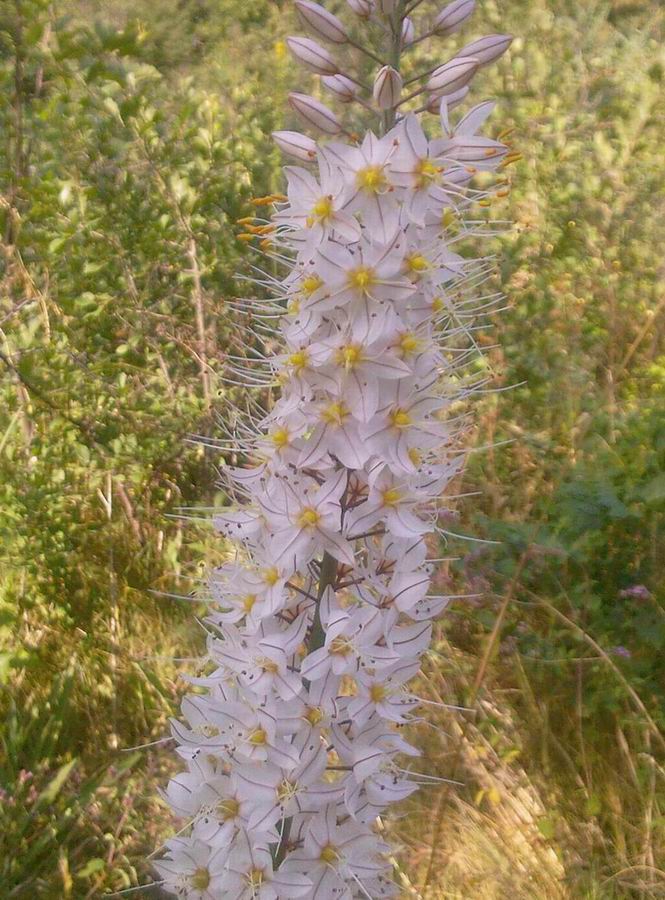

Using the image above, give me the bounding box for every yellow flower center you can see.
[242,594,257,612]
[248,728,267,746]
[312,195,334,220]
[196,724,220,738]
[320,844,340,864]
[287,298,300,315]
[408,447,422,466]
[399,333,421,355]
[191,868,211,890]
[217,797,240,820]
[370,683,386,702]
[297,506,321,528]
[262,566,280,587]
[348,266,376,291]
[258,656,279,674]
[301,274,323,296]
[321,401,349,425]
[382,488,402,507]
[335,343,363,370]
[441,209,456,229]
[406,253,429,273]
[329,637,352,656]
[288,349,309,372]
[270,427,290,449]
[278,779,297,802]
[431,295,444,313]
[247,868,265,888]
[304,706,324,725]
[357,165,386,192]
[389,408,412,428]
[415,157,440,187]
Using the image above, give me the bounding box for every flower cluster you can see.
[156,2,514,897]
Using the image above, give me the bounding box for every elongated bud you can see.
[373,65,402,110]
[458,33,513,66]
[346,0,373,16]
[426,55,479,96]
[433,0,476,36]
[377,0,398,13]
[402,16,415,46]
[287,36,340,75]
[272,130,318,161]
[427,84,469,114]
[288,92,342,134]
[322,74,360,103]
[295,0,348,44]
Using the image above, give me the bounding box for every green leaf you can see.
[76,858,106,878]
[640,473,665,504]
[36,759,78,807]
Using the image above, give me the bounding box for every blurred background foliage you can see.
[0,0,663,896]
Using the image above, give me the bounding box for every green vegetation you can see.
[1,0,663,896]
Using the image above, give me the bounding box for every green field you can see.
[1,1,663,896]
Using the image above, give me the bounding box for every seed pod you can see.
[432,0,476,37]
[322,74,360,104]
[288,92,342,134]
[373,66,403,110]
[458,34,513,66]
[426,55,479,96]
[272,130,318,162]
[346,0,373,17]
[286,36,340,75]
[426,85,470,114]
[295,1,348,44]
[401,17,415,46]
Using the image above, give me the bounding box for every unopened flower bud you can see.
[373,65,402,110]
[322,74,360,103]
[433,0,476,36]
[377,0,398,13]
[287,36,340,75]
[295,1,348,44]
[272,130,318,162]
[426,55,479,96]
[288,92,342,134]
[346,0,373,16]
[458,34,513,66]
[427,85,470,113]
[401,17,415,46]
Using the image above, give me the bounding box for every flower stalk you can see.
[155,2,515,897]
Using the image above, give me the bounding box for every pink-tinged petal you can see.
[331,211,362,242]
